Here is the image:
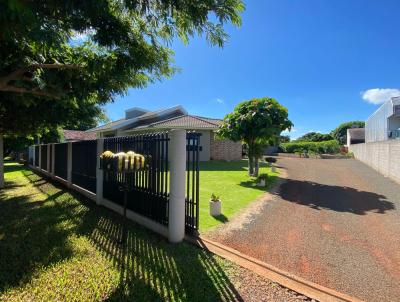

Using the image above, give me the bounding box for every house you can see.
[87,105,242,161]
[365,96,400,142]
[62,130,97,142]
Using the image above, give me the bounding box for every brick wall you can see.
[349,140,400,183]
[210,134,242,161]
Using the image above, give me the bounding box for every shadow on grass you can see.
[212,214,229,224]
[239,174,279,192]
[200,160,268,172]
[0,164,243,301]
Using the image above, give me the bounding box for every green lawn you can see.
[0,162,247,302]
[199,160,278,231]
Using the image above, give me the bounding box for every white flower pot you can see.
[209,200,221,216]
[257,178,266,187]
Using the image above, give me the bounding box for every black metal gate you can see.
[186,132,200,234]
[72,140,97,193]
[103,133,170,226]
[54,143,68,180]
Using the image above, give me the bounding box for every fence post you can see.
[38,144,42,169]
[96,139,104,205]
[67,142,72,187]
[168,129,186,243]
[51,144,55,178]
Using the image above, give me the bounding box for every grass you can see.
[0,162,247,302]
[199,160,278,231]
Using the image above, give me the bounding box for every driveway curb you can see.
[185,235,364,302]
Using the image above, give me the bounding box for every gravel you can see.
[206,157,400,302]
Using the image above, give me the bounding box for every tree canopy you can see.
[0,0,244,188]
[331,121,365,145]
[296,132,333,142]
[218,97,293,176]
[0,0,244,136]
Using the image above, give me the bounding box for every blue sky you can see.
[104,0,400,139]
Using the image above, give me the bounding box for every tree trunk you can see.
[0,134,4,189]
[248,154,254,176]
[254,156,259,177]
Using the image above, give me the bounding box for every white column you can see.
[38,144,42,169]
[168,129,186,243]
[96,139,104,205]
[67,142,72,187]
[46,144,50,173]
[0,134,4,189]
[51,144,55,178]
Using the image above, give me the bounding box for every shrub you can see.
[280,140,341,154]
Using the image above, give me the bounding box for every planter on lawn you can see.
[209,200,221,216]
[257,175,267,187]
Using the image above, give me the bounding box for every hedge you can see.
[280,140,341,154]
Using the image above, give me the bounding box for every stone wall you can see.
[349,140,400,183]
[210,134,242,161]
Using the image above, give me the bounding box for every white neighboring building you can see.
[365,96,400,142]
[349,96,400,184]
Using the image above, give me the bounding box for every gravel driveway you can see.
[206,157,400,302]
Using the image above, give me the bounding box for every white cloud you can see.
[361,88,400,105]
[216,98,224,104]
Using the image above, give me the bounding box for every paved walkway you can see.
[206,157,400,302]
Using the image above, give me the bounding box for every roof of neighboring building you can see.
[348,128,365,140]
[130,115,222,131]
[63,130,97,141]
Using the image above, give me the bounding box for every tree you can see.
[331,121,365,145]
[0,0,244,188]
[279,135,291,143]
[218,97,293,177]
[296,132,333,142]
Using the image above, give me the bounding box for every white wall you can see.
[197,130,211,161]
[349,140,400,183]
[366,97,400,142]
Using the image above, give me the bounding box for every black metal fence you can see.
[103,133,170,226]
[29,131,201,234]
[72,140,97,193]
[48,144,53,174]
[54,143,68,180]
[40,145,47,171]
[186,133,201,233]
[34,146,39,166]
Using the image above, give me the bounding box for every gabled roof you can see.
[63,130,97,141]
[129,115,222,131]
[87,105,187,133]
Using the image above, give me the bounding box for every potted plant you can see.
[209,193,221,216]
[257,174,267,187]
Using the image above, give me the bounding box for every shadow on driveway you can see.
[278,178,395,215]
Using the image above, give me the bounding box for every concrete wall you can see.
[198,130,211,161]
[210,133,242,161]
[349,140,400,183]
